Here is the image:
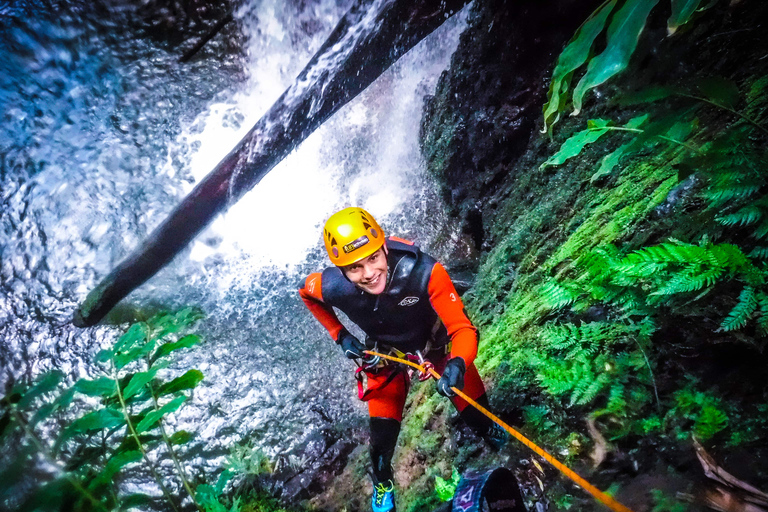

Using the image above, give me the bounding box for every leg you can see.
[449,363,496,435]
[369,417,400,482]
[366,368,408,481]
[432,356,507,449]
[363,368,408,511]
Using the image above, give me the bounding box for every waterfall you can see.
[0,0,469,483]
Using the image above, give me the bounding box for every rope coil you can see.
[364,350,635,512]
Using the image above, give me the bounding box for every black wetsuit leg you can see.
[457,393,496,435]
[370,417,400,482]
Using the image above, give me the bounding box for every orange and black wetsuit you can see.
[299,237,494,482]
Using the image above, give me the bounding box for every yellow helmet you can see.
[323,207,385,266]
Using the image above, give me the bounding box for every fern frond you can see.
[606,383,627,414]
[748,246,768,259]
[627,242,708,266]
[652,265,724,295]
[708,243,751,270]
[752,220,768,240]
[716,205,764,227]
[540,281,579,310]
[756,292,768,335]
[702,183,761,207]
[694,404,728,441]
[720,286,758,331]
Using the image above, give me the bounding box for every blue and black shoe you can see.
[371,478,396,512]
[483,423,510,451]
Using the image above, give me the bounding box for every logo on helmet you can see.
[343,235,369,254]
[398,297,419,307]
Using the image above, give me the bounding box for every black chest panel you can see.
[321,240,446,354]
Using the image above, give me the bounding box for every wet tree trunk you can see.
[74,0,470,327]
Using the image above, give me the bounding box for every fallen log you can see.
[73,0,470,327]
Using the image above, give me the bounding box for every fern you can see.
[720,286,758,331]
[540,281,579,310]
[671,386,729,441]
[694,404,729,441]
[717,205,763,227]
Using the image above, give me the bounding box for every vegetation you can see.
[0,310,293,512]
[421,0,768,509]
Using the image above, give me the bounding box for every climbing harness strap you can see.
[355,365,403,401]
[364,350,636,512]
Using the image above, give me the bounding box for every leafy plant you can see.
[0,309,240,512]
[528,320,656,431]
[650,489,688,512]
[669,386,729,441]
[434,467,460,501]
[542,0,718,134]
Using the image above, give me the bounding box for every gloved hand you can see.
[437,357,466,397]
[337,329,366,359]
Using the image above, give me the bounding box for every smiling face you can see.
[342,247,388,295]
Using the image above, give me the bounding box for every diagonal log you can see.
[73,0,470,327]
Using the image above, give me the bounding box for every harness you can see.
[354,336,448,400]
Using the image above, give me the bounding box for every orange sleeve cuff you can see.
[299,273,344,341]
[427,263,478,366]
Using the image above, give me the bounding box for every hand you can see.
[337,329,366,359]
[437,357,466,397]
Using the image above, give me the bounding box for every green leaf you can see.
[120,493,155,511]
[135,395,187,434]
[169,430,195,445]
[56,408,125,452]
[697,77,740,109]
[17,371,65,409]
[624,113,650,129]
[541,119,612,168]
[123,367,162,400]
[95,349,113,364]
[592,142,632,182]
[28,387,76,428]
[151,334,202,363]
[572,0,661,115]
[148,308,204,341]
[196,484,227,512]
[74,377,117,398]
[721,286,758,331]
[115,338,157,370]
[694,404,728,440]
[100,450,142,483]
[157,370,204,396]
[668,0,704,34]
[69,408,125,434]
[115,322,148,353]
[542,0,617,134]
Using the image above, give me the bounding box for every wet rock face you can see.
[259,429,358,504]
[420,0,601,249]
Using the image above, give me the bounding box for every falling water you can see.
[0,0,470,489]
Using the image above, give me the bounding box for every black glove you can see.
[437,357,466,397]
[337,329,366,359]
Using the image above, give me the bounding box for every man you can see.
[299,207,505,512]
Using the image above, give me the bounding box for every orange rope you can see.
[364,350,634,512]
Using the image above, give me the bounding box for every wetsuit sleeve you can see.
[427,263,478,366]
[299,273,345,342]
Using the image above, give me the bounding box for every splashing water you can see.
[0,0,469,483]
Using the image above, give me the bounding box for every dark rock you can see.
[420,0,603,250]
[260,429,357,505]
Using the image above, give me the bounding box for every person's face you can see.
[342,247,388,295]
